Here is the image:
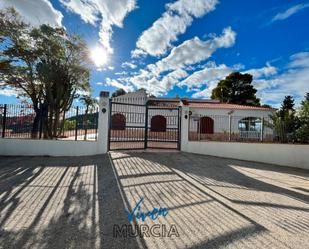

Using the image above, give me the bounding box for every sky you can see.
[1,0,309,107]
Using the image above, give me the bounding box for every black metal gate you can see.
[108,101,181,150]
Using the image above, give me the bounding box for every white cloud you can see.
[114,49,309,106]
[59,0,97,24]
[115,71,128,76]
[288,52,309,68]
[245,63,277,78]
[60,0,136,54]
[167,0,217,17]
[272,3,309,22]
[105,77,134,92]
[252,79,280,91]
[119,69,161,94]
[96,82,104,86]
[115,68,187,96]
[159,69,188,92]
[132,13,192,58]
[251,52,309,104]
[191,88,212,98]
[148,27,236,75]
[181,63,233,89]
[189,54,309,104]
[0,0,63,27]
[181,62,279,100]
[115,27,236,96]
[132,0,218,57]
[180,63,237,98]
[121,61,137,69]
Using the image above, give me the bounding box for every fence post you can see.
[62,110,66,137]
[180,105,189,151]
[2,104,7,138]
[177,107,181,150]
[260,117,264,142]
[39,104,44,139]
[75,106,79,141]
[97,91,110,154]
[95,107,98,141]
[197,116,201,141]
[144,104,149,149]
[228,114,232,142]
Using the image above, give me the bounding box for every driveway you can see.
[0,152,308,249]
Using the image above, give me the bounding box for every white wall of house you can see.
[111,89,147,127]
[112,89,147,105]
[189,107,274,117]
[183,141,309,170]
[189,107,274,137]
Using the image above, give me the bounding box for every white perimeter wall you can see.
[0,91,110,157]
[183,141,309,170]
[0,139,100,156]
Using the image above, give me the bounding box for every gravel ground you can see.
[0,152,308,249]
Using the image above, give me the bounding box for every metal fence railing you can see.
[188,114,275,143]
[0,104,98,141]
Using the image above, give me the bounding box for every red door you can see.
[151,115,166,132]
[200,116,214,134]
[111,113,126,130]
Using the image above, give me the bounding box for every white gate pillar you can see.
[180,106,190,151]
[97,91,110,154]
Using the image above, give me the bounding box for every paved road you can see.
[0,152,308,249]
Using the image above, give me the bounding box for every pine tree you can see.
[211,72,260,106]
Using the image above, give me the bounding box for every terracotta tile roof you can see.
[187,102,274,111]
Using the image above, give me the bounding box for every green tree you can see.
[0,8,42,137]
[80,94,98,140]
[280,95,295,115]
[34,25,90,138]
[63,119,76,131]
[0,8,91,138]
[211,72,260,106]
[112,88,126,97]
[279,96,298,134]
[268,95,299,143]
[295,93,309,143]
[269,111,296,143]
[301,93,309,105]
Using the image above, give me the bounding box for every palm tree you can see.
[80,95,98,140]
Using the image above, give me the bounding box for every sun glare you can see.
[91,47,108,67]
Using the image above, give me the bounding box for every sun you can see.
[91,47,108,67]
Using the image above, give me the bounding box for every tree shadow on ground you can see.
[108,151,309,248]
[144,152,309,204]
[1,152,309,249]
[0,155,141,249]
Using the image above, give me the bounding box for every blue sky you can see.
[1,0,309,107]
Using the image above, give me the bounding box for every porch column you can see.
[97,91,110,154]
[180,106,190,151]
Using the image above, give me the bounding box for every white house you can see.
[110,90,275,141]
[186,100,274,141]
